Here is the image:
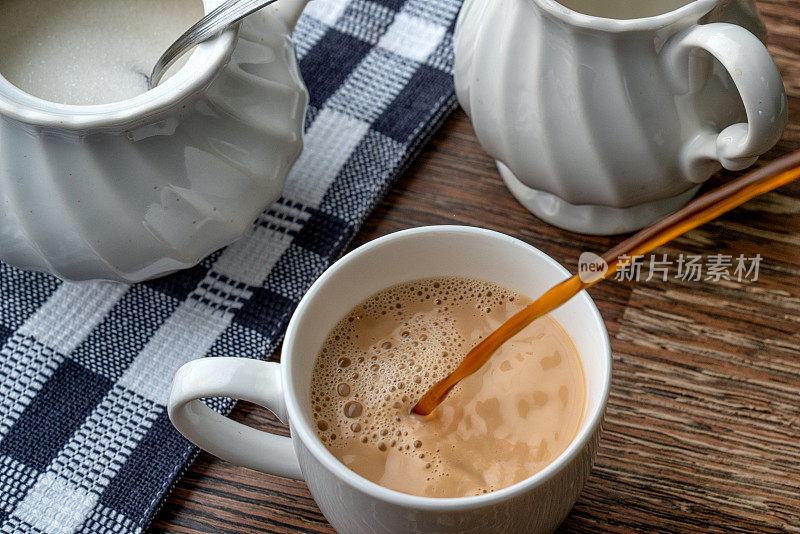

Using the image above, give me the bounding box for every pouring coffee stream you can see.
[412,149,800,416]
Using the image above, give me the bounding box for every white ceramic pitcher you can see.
[454,0,787,234]
[0,0,309,282]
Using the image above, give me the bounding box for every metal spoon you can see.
[148,0,280,89]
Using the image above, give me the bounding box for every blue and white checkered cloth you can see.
[0,0,461,531]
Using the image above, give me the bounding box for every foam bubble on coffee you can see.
[311,277,585,498]
[312,279,499,441]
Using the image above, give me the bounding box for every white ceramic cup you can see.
[168,226,612,533]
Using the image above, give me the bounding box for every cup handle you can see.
[662,23,787,183]
[168,357,303,480]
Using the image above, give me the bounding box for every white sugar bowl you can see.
[0,0,309,282]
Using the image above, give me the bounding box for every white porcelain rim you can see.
[534,0,717,32]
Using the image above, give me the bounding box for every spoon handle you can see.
[412,149,800,415]
[150,0,280,88]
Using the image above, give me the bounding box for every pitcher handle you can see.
[168,357,303,479]
[662,23,787,183]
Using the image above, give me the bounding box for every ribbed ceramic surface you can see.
[0,11,307,282]
[454,0,775,210]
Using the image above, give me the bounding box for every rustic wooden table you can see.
[153,2,800,531]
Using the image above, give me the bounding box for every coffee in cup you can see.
[310,276,585,498]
